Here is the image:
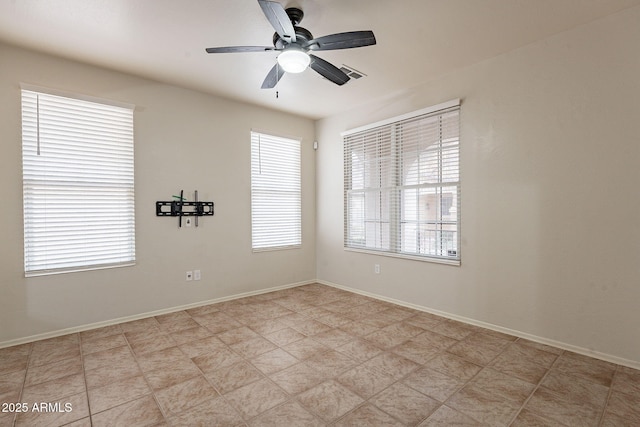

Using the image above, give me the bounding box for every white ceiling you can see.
[1,0,639,120]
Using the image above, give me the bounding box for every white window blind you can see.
[21,89,135,275]
[343,100,460,263]
[251,131,301,251]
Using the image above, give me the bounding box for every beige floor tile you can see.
[28,341,80,368]
[250,348,299,375]
[605,389,640,424]
[154,375,218,417]
[145,360,202,390]
[21,372,86,403]
[135,346,192,372]
[185,304,220,317]
[339,320,382,337]
[119,317,161,334]
[540,369,609,408]
[336,364,396,399]
[392,338,441,365]
[469,368,536,405]
[79,324,123,342]
[247,318,289,335]
[298,380,364,423]
[92,395,163,427]
[510,408,569,426]
[129,334,176,356]
[88,375,151,414]
[305,349,358,377]
[263,327,306,346]
[404,312,445,331]
[490,350,550,384]
[316,312,352,328]
[248,400,323,427]
[336,338,383,364]
[81,333,127,355]
[524,387,604,426]
[290,319,333,336]
[334,403,404,426]
[178,335,227,358]
[600,410,638,427]
[447,384,522,426]
[168,325,212,346]
[0,353,29,376]
[24,355,82,386]
[364,351,420,380]
[0,369,26,402]
[311,328,355,349]
[369,382,440,425]
[205,360,264,394]
[217,326,260,345]
[412,329,458,351]
[269,362,326,394]
[553,351,616,387]
[403,367,466,402]
[282,337,330,361]
[420,405,481,426]
[431,319,476,340]
[447,332,510,366]
[192,347,242,374]
[223,378,288,420]
[168,396,243,426]
[156,317,200,333]
[15,391,89,427]
[83,345,136,371]
[230,336,278,358]
[84,352,142,389]
[612,365,640,398]
[2,283,638,427]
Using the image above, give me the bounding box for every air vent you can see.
[340,65,366,80]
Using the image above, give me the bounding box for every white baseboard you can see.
[0,279,314,349]
[316,279,640,370]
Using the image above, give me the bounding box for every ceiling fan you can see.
[205,0,376,89]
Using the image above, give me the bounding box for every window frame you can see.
[250,131,302,252]
[343,99,461,265]
[21,86,136,276]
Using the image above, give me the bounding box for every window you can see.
[21,88,135,276]
[250,131,301,250]
[343,99,460,263]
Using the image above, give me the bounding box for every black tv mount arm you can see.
[155,190,214,227]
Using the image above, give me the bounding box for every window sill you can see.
[344,247,461,266]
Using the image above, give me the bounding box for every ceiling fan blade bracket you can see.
[258,0,297,43]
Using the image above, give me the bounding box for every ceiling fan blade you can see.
[258,0,296,43]
[205,46,277,53]
[309,54,350,86]
[304,31,376,51]
[261,63,286,89]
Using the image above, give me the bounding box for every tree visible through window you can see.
[343,100,460,262]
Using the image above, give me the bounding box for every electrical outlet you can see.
[186,271,193,281]
[194,269,201,281]
[374,264,380,274]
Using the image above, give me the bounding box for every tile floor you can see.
[1,283,639,426]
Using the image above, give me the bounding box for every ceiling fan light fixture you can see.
[277,48,310,73]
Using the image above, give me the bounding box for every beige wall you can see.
[0,42,316,344]
[316,7,640,365]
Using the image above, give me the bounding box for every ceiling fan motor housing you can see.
[272,8,312,49]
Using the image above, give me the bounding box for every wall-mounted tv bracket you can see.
[155,190,214,227]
